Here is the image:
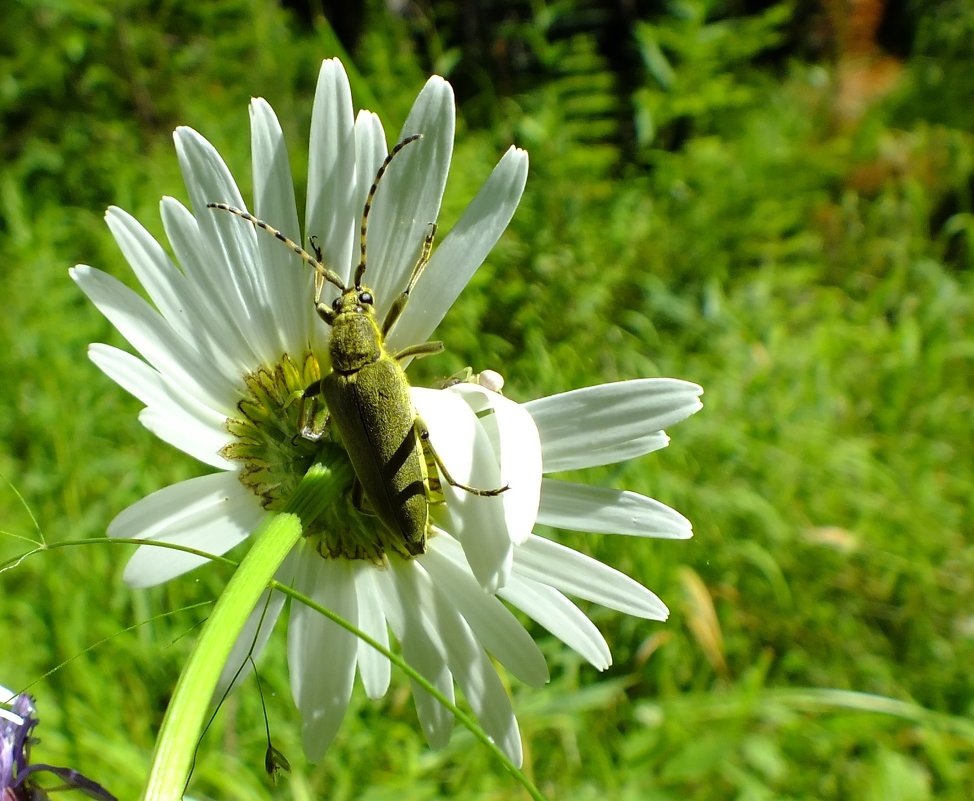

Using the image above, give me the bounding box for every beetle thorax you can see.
[328,288,383,374]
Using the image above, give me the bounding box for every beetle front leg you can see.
[297,379,330,441]
[393,340,444,363]
[382,222,437,335]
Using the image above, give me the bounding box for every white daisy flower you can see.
[71,58,702,767]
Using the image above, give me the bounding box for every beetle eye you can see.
[359,291,374,305]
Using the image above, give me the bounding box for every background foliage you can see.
[1,0,972,799]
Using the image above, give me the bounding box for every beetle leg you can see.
[415,417,509,496]
[315,301,336,326]
[393,340,444,363]
[351,480,376,516]
[382,222,437,335]
[297,379,330,441]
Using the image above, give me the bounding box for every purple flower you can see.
[1,685,116,801]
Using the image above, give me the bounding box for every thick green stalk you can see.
[141,461,351,801]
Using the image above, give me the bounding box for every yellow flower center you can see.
[221,352,427,562]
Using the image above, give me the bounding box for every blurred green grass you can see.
[1,1,972,799]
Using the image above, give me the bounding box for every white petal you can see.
[389,558,520,763]
[406,640,455,750]
[525,379,703,472]
[421,564,522,765]
[449,384,541,546]
[71,265,238,412]
[103,207,197,344]
[514,535,669,620]
[288,554,358,760]
[107,204,253,388]
[249,97,314,356]
[326,108,389,299]
[112,474,264,587]
[138,407,234,471]
[354,110,387,192]
[108,472,248,538]
[174,127,280,368]
[390,146,529,352]
[538,478,693,539]
[353,564,391,699]
[306,108,387,314]
[306,58,358,288]
[159,197,260,375]
[425,536,548,686]
[88,344,233,470]
[499,574,611,670]
[367,77,455,323]
[251,98,300,240]
[351,110,387,245]
[379,561,454,748]
[413,388,511,592]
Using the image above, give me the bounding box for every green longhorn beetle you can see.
[208,135,507,556]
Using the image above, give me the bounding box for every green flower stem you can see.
[141,461,352,801]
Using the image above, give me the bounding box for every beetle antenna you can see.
[356,133,422,287]
[207,203,346,292]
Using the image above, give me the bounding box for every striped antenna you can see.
[207,203,346,295]
[355,134,422,287]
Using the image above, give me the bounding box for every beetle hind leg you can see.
[415,417,509,497]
